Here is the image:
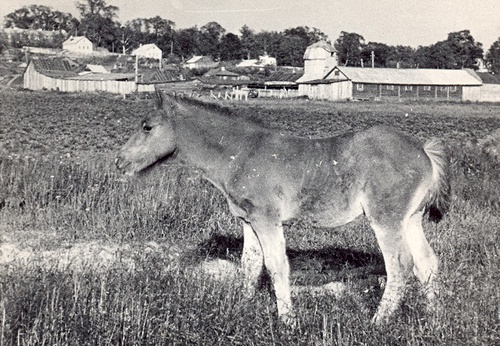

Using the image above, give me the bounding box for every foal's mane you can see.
[156,89,268,130]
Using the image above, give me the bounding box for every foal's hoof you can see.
[280,312,298,329]
[370,312,390,326]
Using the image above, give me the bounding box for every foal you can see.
[116,90,450,325]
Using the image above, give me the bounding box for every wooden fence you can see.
[24,61,136,95]
[257,88,299,98]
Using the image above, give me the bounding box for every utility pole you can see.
[371,51,375,68]
[121,26,126,55]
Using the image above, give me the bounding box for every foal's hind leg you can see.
[241,221,264,296]
[370,221,413,325]
[404,211,439,307]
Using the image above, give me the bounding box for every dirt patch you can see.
[0,241,181,272]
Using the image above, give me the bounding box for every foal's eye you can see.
[142,122,153,132]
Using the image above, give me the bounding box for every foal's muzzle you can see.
[115,155,131,173]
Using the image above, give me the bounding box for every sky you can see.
[1,0,499,49]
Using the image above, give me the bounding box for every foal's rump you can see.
[344,126,450,224]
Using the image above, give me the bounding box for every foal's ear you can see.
[154,86,178,112]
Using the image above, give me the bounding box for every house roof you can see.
[313,67,483,86]
[63,36,92,45]
[237,59,259,67]
[204,68,240,77]
[132,43,162,55]
[69,73,136,81]
[186,55,214,64]
[85,64,109,74]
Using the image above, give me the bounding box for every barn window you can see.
[386,85,395,91]
[423,86,431,91]
[440,86,448,92]
[450,86,457,92]
[405,86,413,91]
[334,70,340,76]
[356,83,364,91]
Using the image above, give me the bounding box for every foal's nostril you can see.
[115,156,126,170]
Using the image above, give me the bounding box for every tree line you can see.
[2,0,500,73]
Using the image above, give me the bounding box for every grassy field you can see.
[0,90,499,345]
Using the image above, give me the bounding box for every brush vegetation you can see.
[0,90,499,345]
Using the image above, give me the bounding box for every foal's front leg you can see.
[250,216,294,325]
[241,221,264,296]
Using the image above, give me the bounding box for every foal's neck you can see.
[172,107,266,180]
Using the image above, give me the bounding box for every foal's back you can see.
[227,125,432,227]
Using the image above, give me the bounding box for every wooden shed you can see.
[299,66,483,102]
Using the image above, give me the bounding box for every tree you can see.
[334,31,365,66]
[445,30,483,69]
[76,0,120,50]
[387,45,415,68]
[361,42,391,67]
[76,0,119,19]
[199,21,226,59]
[276,35,305,66]
[254,31,281,62]
[125,17,175,54]
[4,5,78,32]
[175,26,201,59]
[485,37,500,74]
[219,33,242,61]
[279,26,329,66]
[240,25,257,59]
[414,30,483,69]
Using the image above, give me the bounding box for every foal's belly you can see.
[283,191,364,228]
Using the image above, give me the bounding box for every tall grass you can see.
[0,90,499,345]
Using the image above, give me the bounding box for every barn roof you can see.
[476,72,500,84]
[315,67,483,86]
[303,41,336,60]
[30,58,80,78]
[265,70,304,85]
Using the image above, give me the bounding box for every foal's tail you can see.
[422,138,451,222]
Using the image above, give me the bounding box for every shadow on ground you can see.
[187,233,385,286]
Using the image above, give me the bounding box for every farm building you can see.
[299,66,483,102]
[23,57,186,94]
[62,36,94,54]
[254,69,304,98]
[296,41,337,84]
[476,72,500,102]
[132,43,162,60]
[24,58,137,94]
[184,55,219,70]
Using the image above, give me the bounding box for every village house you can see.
[204,67,249,81]
[184,55,219,70]
[237,53,277,68]
[62,36,94,53]
[132,43,162,60]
